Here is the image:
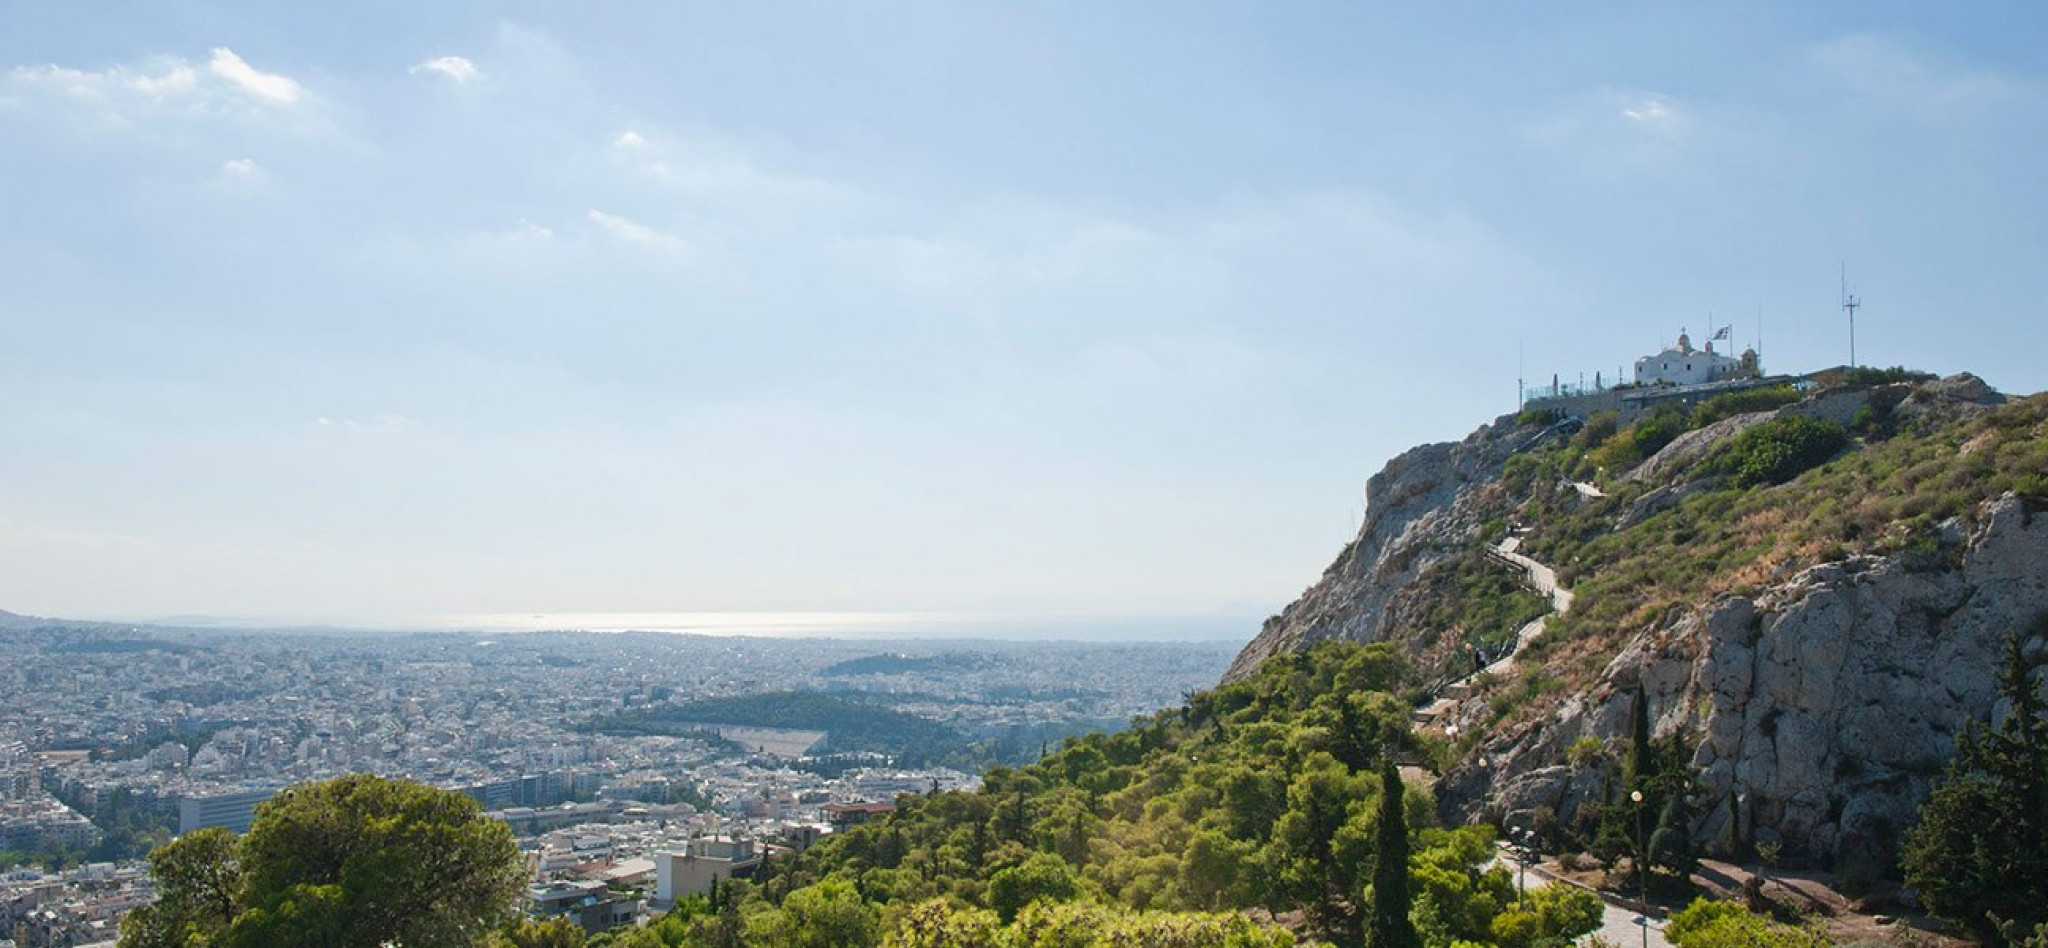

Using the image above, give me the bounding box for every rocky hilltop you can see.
[1222,419,1558,684]
[1227,371,2048,868]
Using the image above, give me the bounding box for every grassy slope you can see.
[1465,386,2048,742]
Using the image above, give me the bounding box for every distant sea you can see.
[424,611,1255,643]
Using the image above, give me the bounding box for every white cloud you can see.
[130,65,200,98]
[315,414,420,434]
[606,126,852,216]
[6,60,195,105]
[206,48,303,105]
[1519,88,1697,174]
[587,208,690,253]
[409,55,481,84]
[506,219,554,241]
[210,156,269,188]
[4,48,313,123]
[1620,94,1677,127]
[1811,33,2028,119]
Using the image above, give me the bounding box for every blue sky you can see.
[2,3,2044,629]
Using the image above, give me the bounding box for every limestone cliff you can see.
[1221,418,1565,683]
[1440,494,2048,865]
[1226,373,2048,866]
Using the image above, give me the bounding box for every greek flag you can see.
[1711,326,1731,341]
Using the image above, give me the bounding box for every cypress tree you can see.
[1720,785,1743,860]
[1626,682,1653,792]
[1370,759,1420,948]
[1650,792,1695,877]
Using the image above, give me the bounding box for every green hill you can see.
[588,691,967,766]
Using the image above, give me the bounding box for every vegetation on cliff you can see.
[1474,385,2048,740]
[1228,373,2045,940]
[1395,549,1550,682]
[588,641,1602,948]
[1901,630,2048,943]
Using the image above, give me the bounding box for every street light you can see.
[1512,828,1532,908]
[1630,789,1649,948]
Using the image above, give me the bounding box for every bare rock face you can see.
[1220,418,1564,683]
[1898,372,2004,426]
[1441,494,2048,865]
[1231,373,2035,866]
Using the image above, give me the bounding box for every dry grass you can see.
[1446,392,2048,747]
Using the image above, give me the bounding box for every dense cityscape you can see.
[0,615,1233,946]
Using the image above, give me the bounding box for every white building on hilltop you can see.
[1633,330,1758,387]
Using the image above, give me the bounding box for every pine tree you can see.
[1370,759,1420,948]
[120,774,523,948]
[1902,630,2048,943]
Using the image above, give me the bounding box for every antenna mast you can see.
[1840,263,1861,367]
[1517,337,1524,411]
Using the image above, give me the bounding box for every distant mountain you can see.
[0,608,81,630]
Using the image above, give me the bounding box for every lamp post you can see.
[1512,828,1531,908]
[1630,789,1649,948]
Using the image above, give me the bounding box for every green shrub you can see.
[1502,885,1602,948]
[1585,408,1690,476]
[1709,416,1849,488]
[1689,386,1802,427]
[2014,473,2048,510]
[1575,412,1620,451]
[1502,453,1553,493]
[989,853,1084,923]
[1837,365,1936,388]
[1566,736,1606,769]
[1848,388,1908,439]
[1665,898,1828,948]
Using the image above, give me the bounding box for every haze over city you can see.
[4,3,2045,630]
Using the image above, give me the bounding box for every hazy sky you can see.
[3,3,2044,629]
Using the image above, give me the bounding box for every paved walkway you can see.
[1454,529,1667,946]
[1415,535,1575,726]
[1495,845,1670,948]
[1477,616,1550,678]
[1491,535,1574,614]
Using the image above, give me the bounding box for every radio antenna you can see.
[1840,263,1861,367]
